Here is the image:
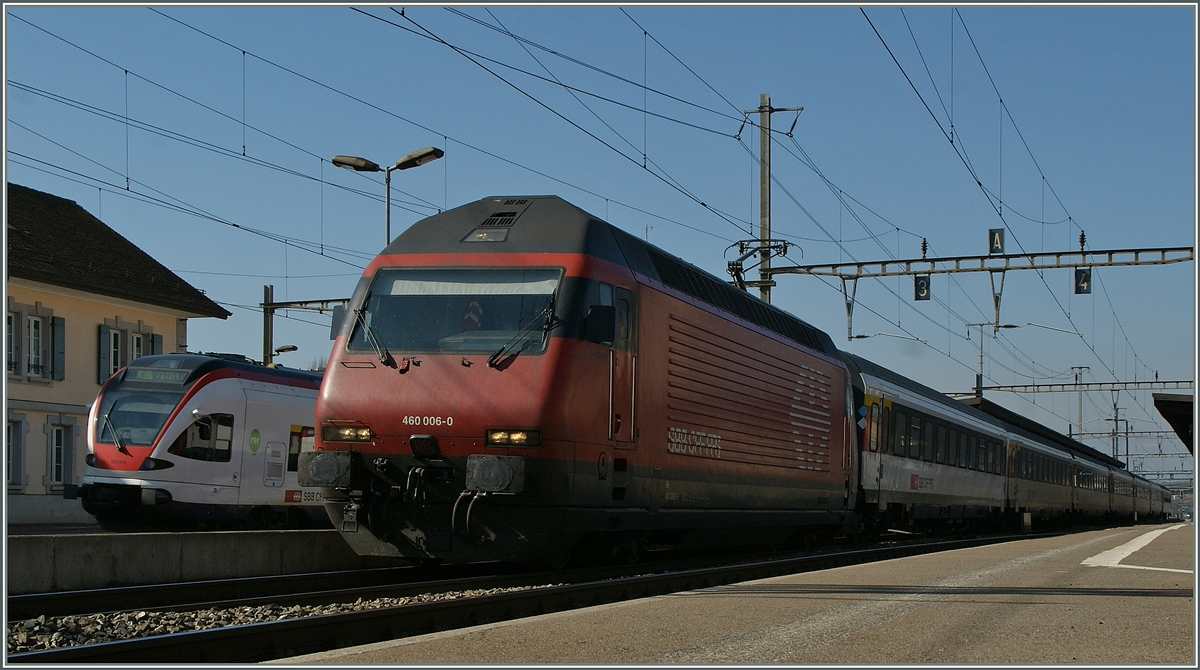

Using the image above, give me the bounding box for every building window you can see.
[27,316,44,377]
[49,426,66,484]
[5,314,18,379]
[109,329,123,376]
[99,322,160,384]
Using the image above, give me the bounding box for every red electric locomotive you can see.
[300,195,857,564]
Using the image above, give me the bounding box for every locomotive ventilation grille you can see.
[409,434,442,459]
[646,248,828,354]
[479,211,519,227]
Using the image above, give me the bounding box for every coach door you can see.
[611,287,637,447]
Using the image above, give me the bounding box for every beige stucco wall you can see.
[6,278,195,508]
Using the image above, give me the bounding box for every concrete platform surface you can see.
[278,523,1195,665]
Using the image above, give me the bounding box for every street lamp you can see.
[332,147,444,245]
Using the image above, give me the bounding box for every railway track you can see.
[7,532,1051,663]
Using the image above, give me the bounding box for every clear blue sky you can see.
[5,4,1195,474]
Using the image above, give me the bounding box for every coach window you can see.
[169,413,234,462]
[934,425,947,464]
[921,419,935,461]
[908,415,922,459]
[880,406,891,454]
[947,430,959,466]
[965,435,977,470]
[868,403,880,452]
[892,413,907,458]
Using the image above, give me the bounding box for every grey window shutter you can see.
[62,426,75,486]
[51,317,66,381]
[97,324,110,385]
[151,333,163,355]
[9,425,22,488]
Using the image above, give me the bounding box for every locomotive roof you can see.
[389,195,839,358]
[123,353,322,386]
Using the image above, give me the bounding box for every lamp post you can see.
[332,147,444,245]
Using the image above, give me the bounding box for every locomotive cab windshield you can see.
[347,267,562,354]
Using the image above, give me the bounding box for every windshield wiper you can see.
[100,409,129,455]
[488,291,558,369]
[354,308,394,367]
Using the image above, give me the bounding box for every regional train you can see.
[70,353,330,530]
[299,195,1172,564]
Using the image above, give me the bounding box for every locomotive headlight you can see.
[322,423,373,442]
[486,429,541,447]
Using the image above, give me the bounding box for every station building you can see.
[5,183,230,524]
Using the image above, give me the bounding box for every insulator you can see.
[921,238,928,259]
[1079,230,1086,251]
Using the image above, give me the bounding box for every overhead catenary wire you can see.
[861,7,1169,432]
[383,7,752,238]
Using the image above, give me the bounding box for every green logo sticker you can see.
[249,429,262,453]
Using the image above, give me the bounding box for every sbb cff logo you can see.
[285,490,303,503]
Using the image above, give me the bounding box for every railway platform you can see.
[4,529,395,594]
[280,523,1195,665]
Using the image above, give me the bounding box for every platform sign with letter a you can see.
[1074,267,1092,294]
[988,229,1005,255]
[914,275,931,301]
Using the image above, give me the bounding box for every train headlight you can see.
[466,454,525,493]
[138,458,175,471]
[486,429,542,447]
[322,423,373,442]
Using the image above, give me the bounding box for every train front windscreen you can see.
[348,268,561,354]
[94,359,198,447]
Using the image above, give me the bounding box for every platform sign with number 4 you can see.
[1075,268,1092,294]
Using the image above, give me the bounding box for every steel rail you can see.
[4,560,559,620]
[8,533,1051,664]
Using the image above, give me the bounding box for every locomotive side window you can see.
[615,287,636,352]
[168,413,234,462]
